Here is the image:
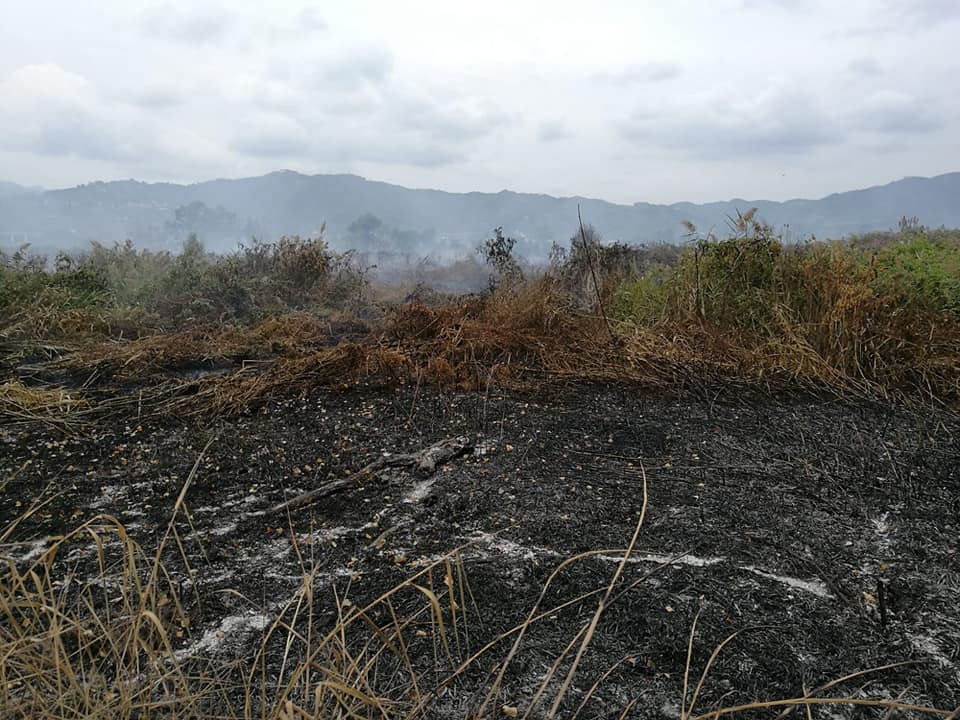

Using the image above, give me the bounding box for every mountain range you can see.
[1,171,958,260]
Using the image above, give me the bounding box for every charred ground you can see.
[2,378,958,717]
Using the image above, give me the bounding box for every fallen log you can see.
[269,435,474,514]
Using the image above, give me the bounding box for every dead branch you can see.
[269,435,474,514]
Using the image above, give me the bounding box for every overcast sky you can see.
[1,0,958,203]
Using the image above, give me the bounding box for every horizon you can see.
[3,166,956,209]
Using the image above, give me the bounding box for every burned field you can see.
[2,375,959,718]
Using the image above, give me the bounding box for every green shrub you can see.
[871,236,960,316]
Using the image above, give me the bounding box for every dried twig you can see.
[269,435,474,514]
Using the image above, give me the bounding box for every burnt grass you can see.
[2,378,960,718]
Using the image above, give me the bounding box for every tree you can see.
[346,213,385,251]
[479,226,523,289]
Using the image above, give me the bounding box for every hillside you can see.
[1,170,959,257]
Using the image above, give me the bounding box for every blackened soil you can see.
[2,382,959,718]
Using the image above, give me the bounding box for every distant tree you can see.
[479,226,523,289]
[164,202,239,247]
[346,213,386,251]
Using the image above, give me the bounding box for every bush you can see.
[614,217,960,398]
[0,233,371,350]
[871,235,960,317]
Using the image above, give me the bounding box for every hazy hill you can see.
[1,170,958,259]
[0,181,41,198]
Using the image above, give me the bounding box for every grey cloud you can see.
[892,0,960,24]
[538,121,570,142]
[13,113,141,162]
[224,43,508,169]
[390,95,509,143]
[140,4,235,44]
[847,93,943,134]
[738,0,814,10]
[621,90,842,159]
[294,8,328,33]
[0,64,143,163]
[316,47,394,88]
[843,0,960,36]
[233,120,465,168]
[231,132,310,158]
[619,83,951,161]
[849,57,882,77]
[259,7,328,41]
[326,138,465,168]
[123,86,188,109]
[231,116,310,157]
[595,62,681,85]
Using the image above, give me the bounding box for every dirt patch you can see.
[2,382,959,717]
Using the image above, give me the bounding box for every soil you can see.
[2,379,959,718]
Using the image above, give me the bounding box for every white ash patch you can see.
[184,569,236,589]
[403,478,435,503]
[88,480,155,511]
[595,552,831,598]
[207,521,238,537]
[189,505,219,515]
[598,552,726,568]
[908,633,960,681]
[175,611,271,659]
[741,565,833,599]
[461,531,557,563]
[0,537,52,565]
[88,485,128,510]
[308,521,377,544]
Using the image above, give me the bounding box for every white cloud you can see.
[595,62,682,85]
[0,1,957,202]
[140,2,235,44]
[0,64,137,161]
[538,121,570,142]
[231,114,311,157]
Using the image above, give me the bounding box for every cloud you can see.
[738,0,815,9]
[620,87,842,158]
[847,91,943,134]
[843,0,960,35]
[595,62,681,85]
[231,114,311,157]
[140,3,235,44]
[121,85,188,109]
[537,121,570,142]
[388,93,510,143]
[848,57,882,77]
[0,63,229,175]
[0,64,140,162]
[314,46,395,88]
[220,41,508,168]
[619,79,953,163]
[291,7,328,33]
[891,0,960,24]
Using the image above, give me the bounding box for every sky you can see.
[0,0,958,204]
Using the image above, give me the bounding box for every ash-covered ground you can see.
[2,382,959,717]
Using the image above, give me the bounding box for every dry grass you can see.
[25,268,958,424]
[0,451,220,718]
[0,380,88,432]
[7,232,960,426]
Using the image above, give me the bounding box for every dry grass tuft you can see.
[0,380,88,431]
